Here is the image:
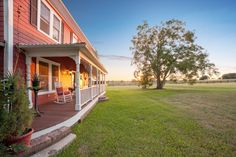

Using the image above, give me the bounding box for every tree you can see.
[134,60,153,89]
[222,73,236,79]
[131,20,217,89]
[199,75,209,80]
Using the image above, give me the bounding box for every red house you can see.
[0,0,107,139]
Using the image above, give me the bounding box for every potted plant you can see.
[0,72,33,155]
[29,74,43,116]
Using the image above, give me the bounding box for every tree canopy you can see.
[131,19,217,89]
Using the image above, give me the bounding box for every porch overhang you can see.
[17,43,107,73]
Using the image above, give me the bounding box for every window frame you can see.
[37,0,62,43]
[53,15,60,41]
[36,57,60,95]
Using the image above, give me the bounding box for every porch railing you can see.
[92,86,98,98]
[81,87,92,106]
[80,84,106,107]
[99,84,105,94]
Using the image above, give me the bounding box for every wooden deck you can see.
[32,100,78,132]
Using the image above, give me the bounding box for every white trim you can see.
[80,53,106,74]
[3,0,13,74]
[72,33,78,43]
[38,0,62,43]
[36,57,60,94]
[38,90,56,96]
[75,52,81,111]
[32,91,105,139]
[26,56,33,108]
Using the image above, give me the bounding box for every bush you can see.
[222,73,236,79]
[199,75,209,80]
[0,73,33,142]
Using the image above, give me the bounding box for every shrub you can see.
[199,75,209,80]
[0,73,33,142]
[222,73,236,79]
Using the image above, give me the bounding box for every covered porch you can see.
[18,43,107,138]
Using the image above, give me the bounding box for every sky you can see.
[63,0,236,81]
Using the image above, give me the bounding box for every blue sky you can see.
[63,0,236,80]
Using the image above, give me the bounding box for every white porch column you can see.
[89,64,93,99]
[98,71,101,94]
[26,56,33,108]
[4,0,14,74]
[102,73,105,92]
[104,74,106,91]
[101,73,103,92]
[96,68,98,95]
[75,52,81,111]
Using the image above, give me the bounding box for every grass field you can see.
[57,83,236,157]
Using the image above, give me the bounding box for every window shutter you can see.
[30,0,38,27]
[61,22,64,43]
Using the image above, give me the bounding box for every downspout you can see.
[3,0,14,74]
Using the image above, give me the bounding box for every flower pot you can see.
[7,128,34,147]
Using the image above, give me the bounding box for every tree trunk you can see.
[156,77,163,89]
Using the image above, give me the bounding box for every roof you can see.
[18,43,107,73]
[48,0,98,58]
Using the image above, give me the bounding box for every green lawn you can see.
[58,83,236,157]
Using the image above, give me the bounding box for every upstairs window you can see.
[30,0,62,43]
[40,2,50,35]
[30,0,38,27]
[53,15,60,41]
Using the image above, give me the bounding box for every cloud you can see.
[99,54,132,61]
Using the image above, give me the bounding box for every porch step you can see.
[98,95,109,102]
[30,133,76,157]
[21,127,71,157]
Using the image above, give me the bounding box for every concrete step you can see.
[30,133,76,157]
[98,95,109,102]
[21,126,71,157]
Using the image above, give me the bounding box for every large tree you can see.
[131,20,217,89]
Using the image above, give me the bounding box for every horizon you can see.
[63,0,236,81]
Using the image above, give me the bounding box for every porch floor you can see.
[32,100,78,132]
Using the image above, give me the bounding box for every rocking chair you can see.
[55,82,72,104]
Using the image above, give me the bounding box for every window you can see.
[52,65,59,90]
[37,58,60,94]
[30,0,38,27]
[40,2,50,35]
[39,61,49,91]
[53,15,60,41]
[36,1,62,42]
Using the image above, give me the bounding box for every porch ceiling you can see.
[18,43,107,73]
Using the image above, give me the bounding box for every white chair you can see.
[54,82,72,103]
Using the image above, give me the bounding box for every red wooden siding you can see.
[0,0,3,42]
[63,23,71,44]
[13,0,56,45]
[0,47,3,76]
